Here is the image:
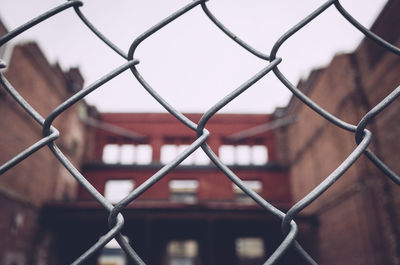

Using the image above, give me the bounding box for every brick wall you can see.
[0,21,89,264]
[282,1,400,264]
[0,42,88,204]
[80,112,291,206]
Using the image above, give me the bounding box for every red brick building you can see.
[280,1,400,264]
[1,0,400,264]
[0,20,313,265]
[44,112,316,265]
[0,20,90,265]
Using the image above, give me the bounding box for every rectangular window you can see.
[193,148,210,165]
[98,236,129,265]
[136,144,152,164]
[169,180,199,203]
[235,237,265,265]
[104,180,134,204]
[102,144,120,164]
[236,145,251,165]
[252,145,268,165]
[102,144,153,165]
[161,145,178,164]
[120,144,135,164]
[161,144,209,166]
[219,145,268,165]
[219,145,235,165]
[233,180,262,203]
[178,145,194,165]
[166,240,199,265]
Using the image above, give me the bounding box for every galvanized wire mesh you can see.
[0,0,399,264]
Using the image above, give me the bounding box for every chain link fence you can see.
[0,0,399,264]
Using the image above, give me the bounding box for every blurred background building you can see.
[0,0,399,264]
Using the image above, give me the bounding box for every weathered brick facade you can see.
[46,111,307,265]
[0,20,89,264]
[281,1,400,264]
[1,0,399,264]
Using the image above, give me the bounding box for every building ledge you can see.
[81,162,288,172]
[41,200,316,225]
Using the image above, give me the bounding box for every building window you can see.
[102,144,152,164]
[136,144,152,164]
[233,180,262,203]
[98,237,129,265]
[161,145,178,164]
[169,180,199,203]
[166,240,199,265]
[219,145,235,165]
[236,145,251,165]
[161,144,210,165]
[104,180,134,204]
[251,145,268,165]
[192,148,210,165]
[103,144,120,164]
[235,237,265,265]
[178,145,194,165]
[120,144,135,164]
[219,145,268,165]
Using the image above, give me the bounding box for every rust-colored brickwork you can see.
[80,112,290,205]
[1,0,399,263]
[0,42,87,204]
[0,20,89,264]
[282,1,400,264]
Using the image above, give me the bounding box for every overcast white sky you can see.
[0,0,387,114]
